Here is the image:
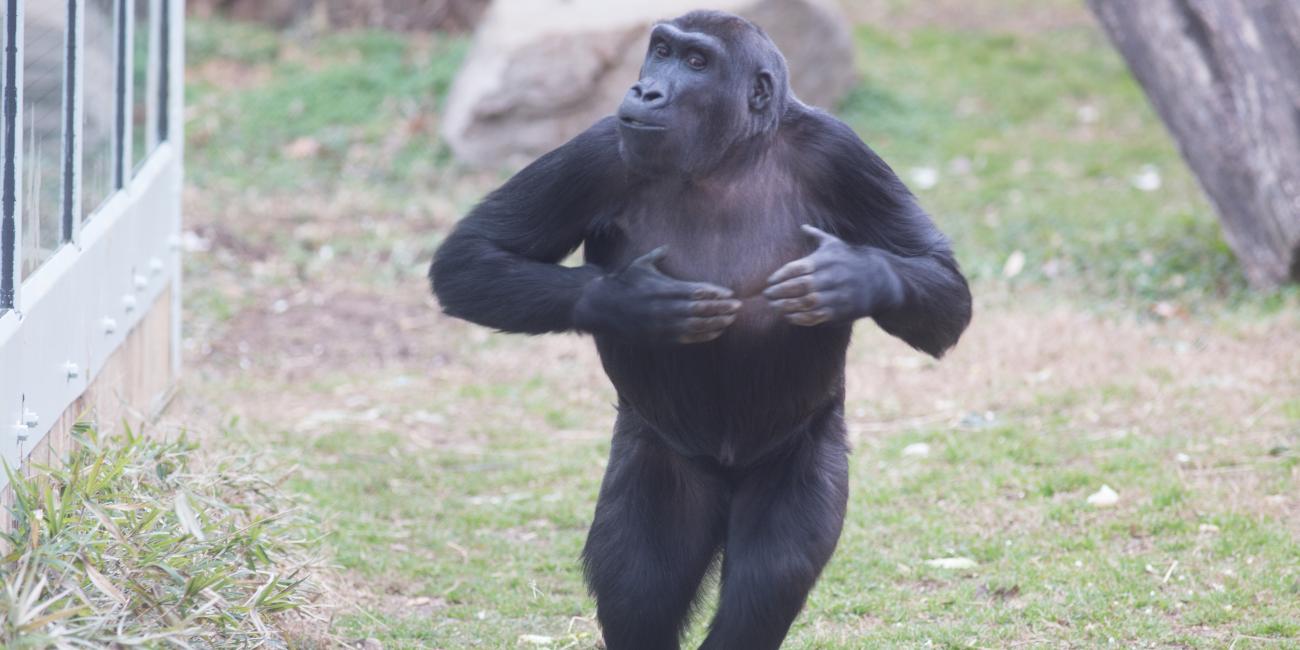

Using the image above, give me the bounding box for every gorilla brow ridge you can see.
[665,10,791,140]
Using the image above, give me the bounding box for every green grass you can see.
[186,20,467,192]
[837,26,1256,308]
[181,8,1300,649]
[0,424,320,647]
[245,361,1297,649]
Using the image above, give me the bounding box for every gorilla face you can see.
[616,23,754,178]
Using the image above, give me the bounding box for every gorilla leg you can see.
[582,413,728,650]
[700,417,850,650]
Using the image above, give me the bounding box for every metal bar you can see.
[142,0,157,157]
[112,0,126,189]
[167,0,180,379]
[155,0,166,143]
[1,0,23,311]
[61,0,82,243]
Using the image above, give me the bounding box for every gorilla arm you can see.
[430,117,741,343]
[429,119,621,334]
[764,110,972,358]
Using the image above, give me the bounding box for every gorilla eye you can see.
[686,54,707,70]
[654,43,670,58]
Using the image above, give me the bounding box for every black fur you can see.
[431,11,971,649]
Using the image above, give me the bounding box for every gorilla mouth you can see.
[619,116,667,131]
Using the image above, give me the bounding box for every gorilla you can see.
[431,10,972,649]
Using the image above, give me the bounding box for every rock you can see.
[442,0,858,167]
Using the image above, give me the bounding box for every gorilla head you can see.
[616,11,792,177]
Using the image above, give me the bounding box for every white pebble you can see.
[910,167,939,190]
[902,442,931,458]
[925,557,978,569]
[1086,484,1120,507]
[1002,250,1026,278]
[1131,165,1162,192]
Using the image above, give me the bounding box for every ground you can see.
[175,2,1299,647]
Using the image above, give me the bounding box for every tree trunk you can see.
[1088,0,1300,288]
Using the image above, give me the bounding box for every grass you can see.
[177,5,1300,648]
[838,25,1251,308]
[186,20,467,193]
[0,424,321,647]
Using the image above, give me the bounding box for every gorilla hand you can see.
[575,247,742,344]
[763,225,905,327]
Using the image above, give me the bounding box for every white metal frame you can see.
[0,0,183,486]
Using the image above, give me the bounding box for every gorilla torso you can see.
[584,155,851,466]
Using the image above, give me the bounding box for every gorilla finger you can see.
[800,224,842,247]
[682,315,736,334]
[630,246,669,270]
[785,308,834,327]
[763,276,816,300]
[770,293,823,313]
[687,283,735,300]
[648,280,729,300]
[765,258,816,285]
[689,299,743,316]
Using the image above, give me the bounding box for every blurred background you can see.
[171,0,1298,646]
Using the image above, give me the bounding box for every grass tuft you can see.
[0,423,323,648]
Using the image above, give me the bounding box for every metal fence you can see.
[0,0,183,484]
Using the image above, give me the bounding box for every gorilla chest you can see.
[600,181,815,306]
[588,178,849,450]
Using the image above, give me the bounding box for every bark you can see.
[1088,0,1300,288]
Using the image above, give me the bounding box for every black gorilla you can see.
[431,10,972,650]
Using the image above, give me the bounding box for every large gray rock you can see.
[442,0,857,167]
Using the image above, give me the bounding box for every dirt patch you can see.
[843,289,1300,439]
[190,58,274,91]
[206,284,446,378]
[199,277,1300,467]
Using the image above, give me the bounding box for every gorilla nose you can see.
[630,81,667,107]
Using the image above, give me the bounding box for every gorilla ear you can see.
[750,71,774,112]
